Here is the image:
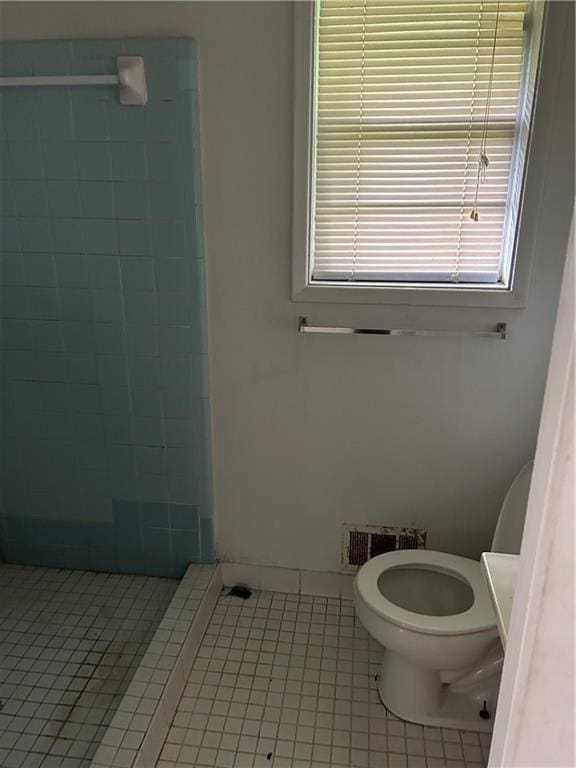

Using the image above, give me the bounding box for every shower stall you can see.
[0,37,213,768]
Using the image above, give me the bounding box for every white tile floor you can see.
[0,565,177,768]
[156,590,491,768]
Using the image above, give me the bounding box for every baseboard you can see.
[221,561,355,600]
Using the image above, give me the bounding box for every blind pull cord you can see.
[471,0,502,222]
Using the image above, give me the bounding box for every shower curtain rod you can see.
[0,55,147,105]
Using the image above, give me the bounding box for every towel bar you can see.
[298,317,507,340]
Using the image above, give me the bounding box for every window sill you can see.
[291,281,529,309]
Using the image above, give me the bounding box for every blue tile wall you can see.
[0,38,213,577]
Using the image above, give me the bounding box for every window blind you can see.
[310,0,531,285]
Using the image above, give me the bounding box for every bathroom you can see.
[0,1,573,767]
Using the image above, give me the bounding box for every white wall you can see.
[1,1,572,572]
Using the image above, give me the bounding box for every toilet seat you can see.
[355,550,496,636]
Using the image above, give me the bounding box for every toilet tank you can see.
[491,461,534,554]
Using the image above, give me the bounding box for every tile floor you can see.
[156,590,491,768]
[0,565,177,768]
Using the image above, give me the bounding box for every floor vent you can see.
[342,524,427,572]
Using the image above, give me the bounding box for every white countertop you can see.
[481,552,519,648]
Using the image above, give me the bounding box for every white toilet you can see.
[353,461,533,733]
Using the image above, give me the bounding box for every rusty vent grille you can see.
[342,524,427,572]
[348,530,370,566]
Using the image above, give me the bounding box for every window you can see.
[293,0,546,305]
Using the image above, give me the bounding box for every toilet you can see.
[353,461,533,733]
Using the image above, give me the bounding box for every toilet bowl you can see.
[353,461,533,732]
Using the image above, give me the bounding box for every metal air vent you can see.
[342,523,427,572]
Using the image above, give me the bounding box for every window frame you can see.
[292,0,551,308]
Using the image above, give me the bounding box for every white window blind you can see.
[310,0,536,286]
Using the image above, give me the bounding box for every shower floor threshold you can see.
[91,563,221,768]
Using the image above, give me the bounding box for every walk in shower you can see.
[0,37,213,767]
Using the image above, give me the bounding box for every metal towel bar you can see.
[299,317,507,340]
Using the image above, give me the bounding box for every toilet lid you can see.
[354,550,496,636]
